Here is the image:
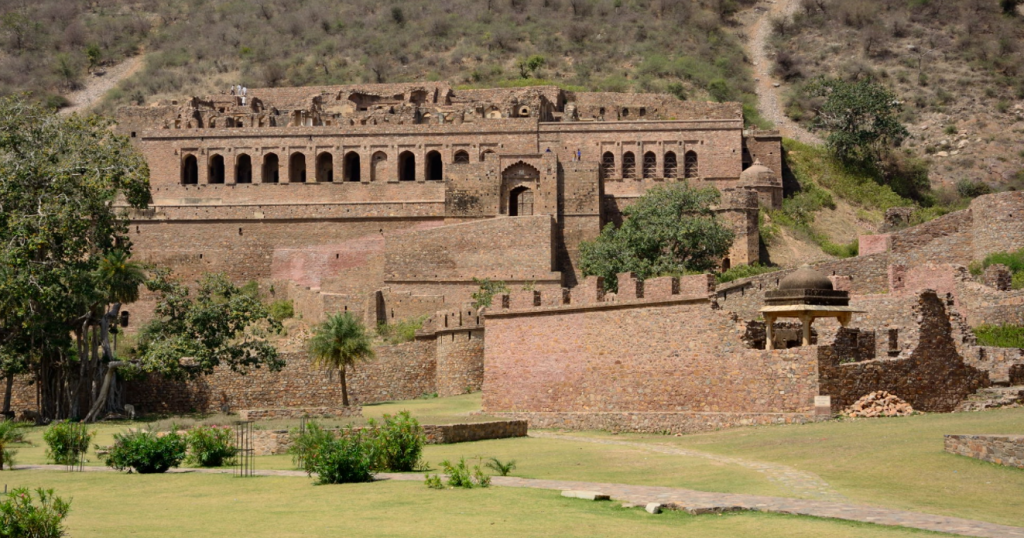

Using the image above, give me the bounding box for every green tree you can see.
[579,184,734,291]
[470,278,510,308]
[0,419,25,470]
[517,55,546,78]
[0,96,150,421]
[806,76,909,164]
[307,313,375,407]
[134,271,284,382]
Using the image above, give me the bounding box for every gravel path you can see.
[60,55,145,116]
[747,0,821,144]
[532,431,845,501]
[17,463,1024,537]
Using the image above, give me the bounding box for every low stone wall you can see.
[248,420,528,455]
[238,407,362,421]
[492,411,820,435]
[945,434,1024,469]
[963,346,1024,385]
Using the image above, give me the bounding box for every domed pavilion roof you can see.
[739,159,776,186]
[778,265,834,291]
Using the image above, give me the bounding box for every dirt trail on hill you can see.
[60,55,145,116]
[747,0,821,145]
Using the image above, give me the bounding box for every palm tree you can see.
[307,313,375,407]
[0,419,25,470]
[94,249,147,304]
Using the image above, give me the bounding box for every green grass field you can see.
[0,470,954,538]
[6,394,1022,535]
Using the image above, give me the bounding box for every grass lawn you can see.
[0,470,956,538]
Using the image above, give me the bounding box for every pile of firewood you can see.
[844,391,915,418]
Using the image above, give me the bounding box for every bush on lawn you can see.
[0,487,71,538]
[366,411,425,473]
[106,429,187,473]
[186,425,236,467]
[42,421,94,467]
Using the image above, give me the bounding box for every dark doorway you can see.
[509,187,534,217]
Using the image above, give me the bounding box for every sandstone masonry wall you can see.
[945,434,1024,470]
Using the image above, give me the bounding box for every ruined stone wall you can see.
[435,328,485,397]
[887,209,973,260]
[962,346,1024,385]
[971,191,1024,260]
[743,130,783,181]
[483,296,821,416]
[818,291,989,412]
[124,342,436,414]
[492,411,818,435]
[945,435,1024,470]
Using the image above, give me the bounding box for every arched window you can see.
[664,152,677,179]
[236,154,252,184]
[262,153,279,183]
[509,187,534,217]
[722,258,731,271]
[371,151,387,182]
[398,151,416,181]
[316,152,333,182]
[208,154,225,184]
[182,155,198,185]
[622,151,636,179]
[481,149,496,161]
[684,151,698,179]
[601,152,615,178]
[289,153,306,183]
[642,151,656,179]
[344,152,361,182]
[426,150,443,181]
[453,150,470,164]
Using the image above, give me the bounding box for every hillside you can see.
[1,0,770,125]
[767,0,1024,191]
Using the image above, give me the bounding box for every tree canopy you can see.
[307,313,375,407]
[579,184,735,291]
[806,76,909,165]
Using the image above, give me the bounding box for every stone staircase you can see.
[956,385,1024,412]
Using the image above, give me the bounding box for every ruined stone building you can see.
[114,82,782,328]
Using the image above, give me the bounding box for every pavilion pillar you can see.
[800,314,814,346]
[765,314,776,350]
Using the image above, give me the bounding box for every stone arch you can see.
[481,149,496,161]
[236,154,253,184]
[398,151,416,181]
[684,150,698,179]
[509,186,534,217]
[453,150,470,164]
[664,151,678,179]
[289,152,306,183]
[182,155,198,185]
[642,151,656,179]
[262,153,279,183]
[486,106,502,119]
[601,151,615,178]
[208,154,225,184]
[344,152,361,182]
[426,150,443,181]
[316,152,333,182]
[371,151,388,182]
[622,151,636,179]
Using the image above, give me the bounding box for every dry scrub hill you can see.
[1,0,771,126]
[766,0,1024,192]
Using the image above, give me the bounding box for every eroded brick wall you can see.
[435,328,485,397]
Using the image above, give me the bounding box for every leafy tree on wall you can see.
[307,313,375,407]
[579,184,735,291]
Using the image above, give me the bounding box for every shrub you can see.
[973,324,1024,348]
[375,315,428,344]
[470,278,510,308]
[485,457,517,476]
[427,457,490,489]
[43,421,94,467]
[366,411,425,472]
[289,421,336,470]
[981,248,1024,274]
[186,425,236,467]
[955,179,992,198]
[105,429,187,473]
[0,487,71,538]
[303,427,375,485]
[268,299,294,321]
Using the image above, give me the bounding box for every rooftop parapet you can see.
[492,273,717,315]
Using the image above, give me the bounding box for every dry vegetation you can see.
[1,0,772,125]
[767,0,1024,190]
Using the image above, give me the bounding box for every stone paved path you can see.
[532,431,845,501]
[16,464,1024,537]
[60,55,145,116]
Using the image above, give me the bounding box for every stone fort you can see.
[113,81,782,328]
[12,83,1024,432]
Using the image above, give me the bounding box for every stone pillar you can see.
[765,314,776,350]
[801,314,813,347]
